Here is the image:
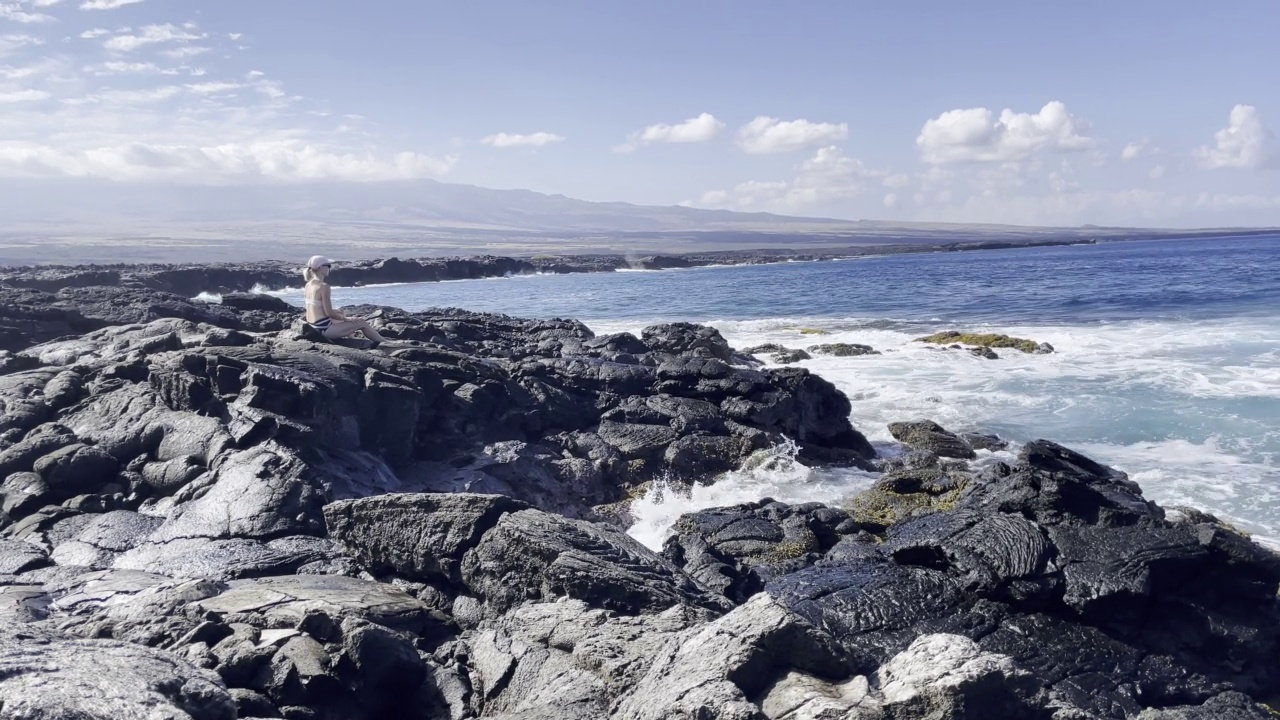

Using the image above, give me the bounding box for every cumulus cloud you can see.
[692,145,879,212]
[1196,104,1274,169]
[481,131,564,148]
[104,23,200,51]
[0,140,456,182]
[735,116,848,154]
[615,112,723,153]
[80,0,143,9]
[917,101,1094,164]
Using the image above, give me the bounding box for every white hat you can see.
[306,255,333,270]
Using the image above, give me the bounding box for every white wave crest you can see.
[627,440,877,550]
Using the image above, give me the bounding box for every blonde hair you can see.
[302,266,317,283]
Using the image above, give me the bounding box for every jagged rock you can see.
[0,623,236,720]
[195,574,447,638]
[641,322,734,361]
[888,420,976,460]
[663,499,862,603]
[0,538,49,574]
[324,493,528,583]
[873,634,1047,717]
[33,443,121,498]
[1136,692,1277,719]
[462,507,732,615]
[48,510,163,568]
[1,471,52,516]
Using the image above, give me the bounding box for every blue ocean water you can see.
[277,235,1280,546]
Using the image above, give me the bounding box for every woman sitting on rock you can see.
[303,255,387,347]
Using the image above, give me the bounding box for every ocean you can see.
[275,235,1280,550]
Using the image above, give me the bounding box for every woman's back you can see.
[304,280,328,323]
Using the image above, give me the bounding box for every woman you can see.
[303,255,387,347]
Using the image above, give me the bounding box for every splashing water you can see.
[628,440,877,550]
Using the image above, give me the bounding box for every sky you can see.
[1,0,1279,227]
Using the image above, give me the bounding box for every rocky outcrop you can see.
[0,276,1277,719]
[918,330,1055,355]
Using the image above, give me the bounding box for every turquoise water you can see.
[275,235,1280,546]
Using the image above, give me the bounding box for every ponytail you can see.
[302,267,316,283]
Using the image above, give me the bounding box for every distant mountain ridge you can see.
[0,178,1274,265]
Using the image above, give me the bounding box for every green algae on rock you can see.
[917,331,1054,354]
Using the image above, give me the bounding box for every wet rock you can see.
[807,343,880,357]
[961,432,1008,452]
[772,348,812,364]
[663,499,862,603]
[888,419,976,460]
[917,331,1053,354]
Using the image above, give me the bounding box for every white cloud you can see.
[32,0,61,5]
[615,112,723,153]
[0,4,55,22]
[80,0,143,9]
[883,193,899,209]
[734,116,848,154]
[80,27,109,38]
[692,145,879,212]
[1120,139,1153,162]
[104,23,200,51]
[0,88,48,102]
[1196,104,1274,170]
[481,131,564,148]
[185,81,239,94]
[0,140,456,182]
[85,59,158,74]
[61,84,182,104]
[228,32,242,40]
[1148,165,1165,180]
[917,101,1094,164]
[0,33,42,53]
[160,45,208,59]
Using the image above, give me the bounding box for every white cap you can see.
[306,255,333,270]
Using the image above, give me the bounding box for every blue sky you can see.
[1,0,1278,226]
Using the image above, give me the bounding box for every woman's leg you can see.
[322,318,386,343]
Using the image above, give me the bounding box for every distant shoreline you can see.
[1,229,1275,295]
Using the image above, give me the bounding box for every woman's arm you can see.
[321,284,346,320]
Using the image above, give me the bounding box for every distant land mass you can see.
[0,178,1275,264]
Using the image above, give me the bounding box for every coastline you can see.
[1,273,1279,717]
[0,236,1104,295]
